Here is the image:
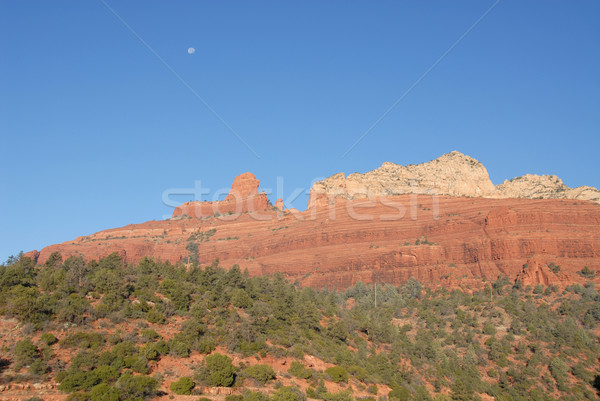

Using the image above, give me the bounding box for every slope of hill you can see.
[4,152,600,400]
[1,254,599,401]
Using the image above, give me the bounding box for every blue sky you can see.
[1,1,599,260]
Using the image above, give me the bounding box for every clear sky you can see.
[1,1,599,260]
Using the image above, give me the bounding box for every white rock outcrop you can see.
[496,174,600,203]
[310,151,600,204]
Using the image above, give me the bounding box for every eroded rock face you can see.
[27,153,600,290]
[225,172,260,200]
[310,151,600,205]
[172,172,270,219]
[30,194,600,290]
[496,174,600,203]
[515,256,571,288]
[310,151,497,203]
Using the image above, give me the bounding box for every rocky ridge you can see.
[309,151,600,204]
[496,174,600,203]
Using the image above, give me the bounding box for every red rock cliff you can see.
[29,183,600,290]
[27,152,600,290]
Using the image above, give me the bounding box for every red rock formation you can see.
[172,173,270,219]
[515,256,571,287]
[275,199,284,211]
[29,173,600,290]
[23,249,39,261]
[225,172,261,200]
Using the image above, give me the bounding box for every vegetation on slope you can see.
[0,252,599,401]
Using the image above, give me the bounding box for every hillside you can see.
[1,254,599,401]
[3,151,600,400]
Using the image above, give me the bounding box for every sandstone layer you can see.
[26,167,600,290]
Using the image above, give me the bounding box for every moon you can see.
[187,47,195,55]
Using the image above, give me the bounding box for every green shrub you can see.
[195,338,216,354]
[61,332,105,349]
[140,329,160,341]
[29,358,48,375]
[243,390,271,401]
[288,361,312,379]
[168,340,190,358]
[549,357,569,390]
[450,376,475,401]
[325,366,349,383]
[272,386,306,401]
[225,396,244,401]
[231,289,253,309]
[482,322,496,335]
[571,363,593,382]
[93,365,119,383]
[58,364,118,392]
[321,390,354,401]
[59,370,101,392]
[115,371,158,400]
[533,284,544,294]
[70,350,98,371]
[578,266,596,278]
[548,262,561,273]
[347,365,369,381]
[143,339,168,360]
[4,285,52,323]
[146,309,166,324]
[388,386,411,401]
[15,338,39,368]
[89,383,119,401]
[41,333,59,346]
[129,356,150,374]
[242,364,276,384]
[196,353,236,387]
[112,341,138,360]
[170,377,195,395]
[414,386,432,400]
[65,392,91,401]
[57,293,90,324]
[326,320,348,342]
[287,344,304,359]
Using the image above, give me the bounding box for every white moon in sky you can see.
[187,47,195,55]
